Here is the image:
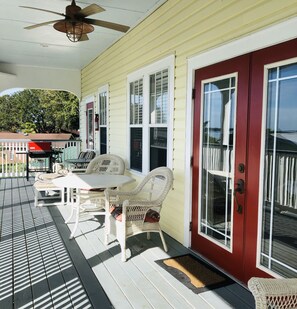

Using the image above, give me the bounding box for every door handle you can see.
[235,179,245,194]
[234,179,245,214]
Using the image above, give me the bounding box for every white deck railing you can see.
[0,139,81,178]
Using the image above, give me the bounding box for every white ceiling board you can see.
[0,0,166,69]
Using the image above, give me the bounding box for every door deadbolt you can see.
[238,163,245,173]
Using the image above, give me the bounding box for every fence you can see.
[0,139,81,178]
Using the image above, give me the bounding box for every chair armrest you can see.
[248,277,297,309]
[70,168,87,173]
[104,188,138,202]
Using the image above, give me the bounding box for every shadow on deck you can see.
[0,177,255,309]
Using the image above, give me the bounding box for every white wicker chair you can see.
[33,169,68,207]
[66,154,125,238]
[104,166,173,261]
[248,277,297,309]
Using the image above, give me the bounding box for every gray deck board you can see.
[0,177,255,309]
[0,177,105,309]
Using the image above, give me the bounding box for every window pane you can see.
[87,109,94,149]
[150,69,168,124]
[130,79,143,125]
[150,128,167,170]
[99,92,107,126]
[100,127,107,154]
[130,128,142,172]
[200,77,236,249]
[260,63,297,277]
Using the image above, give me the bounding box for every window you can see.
[97,85,108,154]
[260,60,297,277]
[86,103,94,149]
[128,55,174,174]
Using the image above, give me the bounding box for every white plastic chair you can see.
[104,166,173,261]
[66,154,125,238]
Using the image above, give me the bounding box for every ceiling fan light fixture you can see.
[53,20,94,42]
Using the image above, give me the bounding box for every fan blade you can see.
[24,19,63,30]
[20,6,66,18]
[80,34,89,41]
[85,18,130,33]
[77,4,105,17]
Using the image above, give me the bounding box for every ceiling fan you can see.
[21,0,130,42]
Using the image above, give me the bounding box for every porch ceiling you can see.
[0,0,166,70]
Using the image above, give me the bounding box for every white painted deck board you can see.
[0,177,255,309]
[57,202,254,309]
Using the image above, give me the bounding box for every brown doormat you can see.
[155,254,234,294]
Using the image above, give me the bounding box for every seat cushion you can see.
[110,205,160,223]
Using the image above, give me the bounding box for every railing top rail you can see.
[0,139,81,142]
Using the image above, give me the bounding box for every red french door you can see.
[191,55,250,282]
[191,39,297,283]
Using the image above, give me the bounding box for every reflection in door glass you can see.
[260,62,297,277]
[199,76,236,249]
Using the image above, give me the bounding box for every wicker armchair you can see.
[69,150,96,172]
[66,154,125,238]
[104,167,173,261]
[248,277,297,309]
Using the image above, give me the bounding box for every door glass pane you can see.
[260,62,297,277]
[99,92,107,125]
[199,77,236,249]
[87,109,94,149]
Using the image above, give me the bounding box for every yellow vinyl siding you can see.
[81,0,297,243]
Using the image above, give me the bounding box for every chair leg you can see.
[69,203,80,239]
[34,188,38,207]
[104,219,110,245]
[69,190,82,239]
[147,232,151,240]
[159,230,168,252]
[65,202,74,223]
[61,188,65,205]
[120,241,127,262]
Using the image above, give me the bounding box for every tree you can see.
[0,89,79,133]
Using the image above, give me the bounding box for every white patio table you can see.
[53,173,135,238]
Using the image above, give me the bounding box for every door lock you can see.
[234,179,245,214]
[235,179,245,194]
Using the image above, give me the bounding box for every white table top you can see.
[52,173,135,190]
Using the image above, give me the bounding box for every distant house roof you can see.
[0,132,75,141]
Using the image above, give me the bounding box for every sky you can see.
[0,88,24,97]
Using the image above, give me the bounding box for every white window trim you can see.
[185,16,297,248]
[97,84,109,154]
[127,54,175,175]
[81,95,95,151]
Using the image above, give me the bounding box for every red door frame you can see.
[191,54,250,281]
[192,38,297,284]
[244,38,297,282]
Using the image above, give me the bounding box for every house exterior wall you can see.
[80,0,297,244]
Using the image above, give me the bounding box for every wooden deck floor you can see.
[0,177,255,309]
